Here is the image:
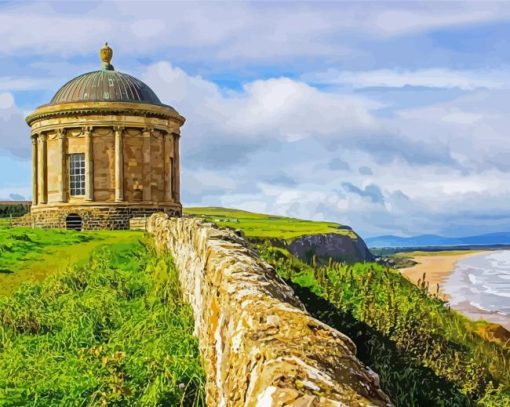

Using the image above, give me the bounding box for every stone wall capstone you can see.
[147,213,392,407]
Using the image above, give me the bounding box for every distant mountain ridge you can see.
[366,232,510,248]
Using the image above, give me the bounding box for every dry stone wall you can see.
[148,213,392,407]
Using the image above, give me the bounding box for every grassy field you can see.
[184,206,357,240]
[258,243,510,406]
[0,232,205,405]
[0,226,142,296]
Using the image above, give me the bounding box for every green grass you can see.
[0,226,142,296]
[0,236,205,406]
[258,243,510,406]
[0,218,12,227]
[184,206,357,240]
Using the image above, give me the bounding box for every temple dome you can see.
[49,43,162,106]
[50,69,162,105]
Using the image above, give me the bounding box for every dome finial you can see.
[100,42,114,70]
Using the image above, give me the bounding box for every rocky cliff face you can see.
[287,232,374,264]
[148,213,391,406]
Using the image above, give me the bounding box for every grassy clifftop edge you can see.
[184,207,372,263]
[184,206,359,240]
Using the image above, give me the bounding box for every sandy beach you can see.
[399,251,487,300]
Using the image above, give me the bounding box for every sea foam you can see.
[444,251,510,327]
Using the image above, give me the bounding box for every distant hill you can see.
[366,232,510,248]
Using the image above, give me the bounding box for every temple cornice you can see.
[26,101,185,126]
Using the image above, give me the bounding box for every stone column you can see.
[168,157,173,201]
[84,127,94,201]
[56,129,66,203]
[164,132,173,202]
[114,126,124,202]
[37,134,47,204]
[142,128,152,202]
[31,135,38,206]
[173,133,180,202]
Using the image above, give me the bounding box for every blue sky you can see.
[2,1,510,238]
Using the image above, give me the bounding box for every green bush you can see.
[0,238,205,406]
[0,204,30,219]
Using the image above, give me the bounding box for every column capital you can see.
[82,126,93,136]
[142,127,153,136]
[31,134,38,144]
[114,125,124,134]
[56,128,66,139]
[38,133,47,143]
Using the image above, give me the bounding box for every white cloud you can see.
[305,68,510,90]
[0,77,53,92]
[370,5,507,37]
[394,89,510,172]
[1,0,510,237]
[0,93,14,109]
[0,1,508,62]
[0,92,30,157]
[3,55,510,236]
[139,60,510,236]
[0,187,31,201]
[142,61,387,166]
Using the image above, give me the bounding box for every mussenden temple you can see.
[17,43,184,230]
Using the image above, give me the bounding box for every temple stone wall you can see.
[150,130,165,202]
[147,213,392,407]
[35,124,176,206]
[124,129,144,202]
[93,128,115,201]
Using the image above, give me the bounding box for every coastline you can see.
[399,250,486,300]
[399,250,510,332]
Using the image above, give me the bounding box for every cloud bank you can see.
[1,1,510,238]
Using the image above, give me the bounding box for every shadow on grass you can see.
[0,269,14,274]
[289,281,473,407]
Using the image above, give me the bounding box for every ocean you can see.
[444,250,510,330]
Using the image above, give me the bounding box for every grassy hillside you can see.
[0,233,205,405]
[0,225,141,296]
[184,206,357,240]
[258,243,510,406]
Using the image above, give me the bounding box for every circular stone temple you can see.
[24,43,184,230]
